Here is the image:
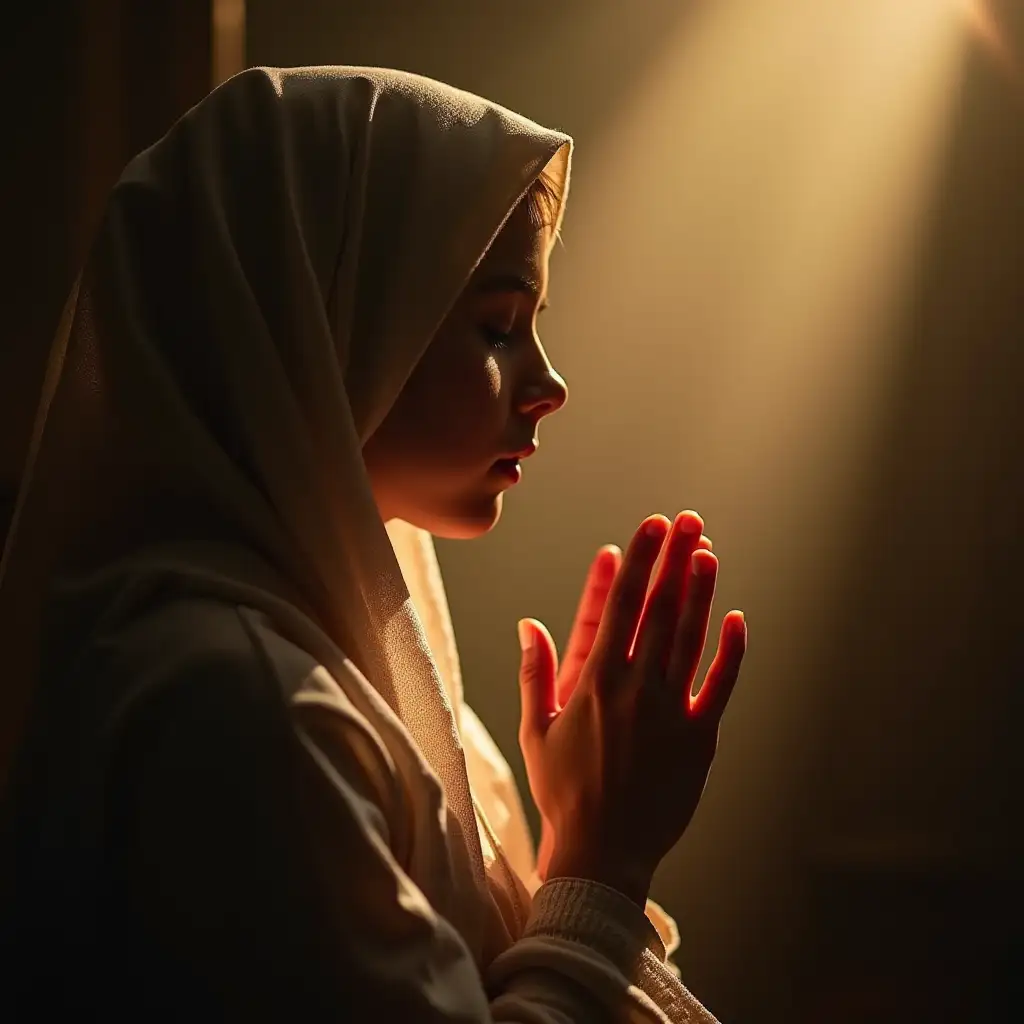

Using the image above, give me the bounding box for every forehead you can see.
[474,201,552,284]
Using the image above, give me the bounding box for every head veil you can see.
[0,66,571,957]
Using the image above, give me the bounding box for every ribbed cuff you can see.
[525,877,666,975]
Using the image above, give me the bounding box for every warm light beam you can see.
[548,0,973,920]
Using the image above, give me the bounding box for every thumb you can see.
[517,618,558,741]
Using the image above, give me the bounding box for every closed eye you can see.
[480,324,515,349]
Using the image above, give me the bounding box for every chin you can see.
[415,492,504,540]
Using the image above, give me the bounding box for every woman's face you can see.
[364,198,568,539]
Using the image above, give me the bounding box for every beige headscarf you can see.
[0,66,569,958]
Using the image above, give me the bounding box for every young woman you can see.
[0,66,747,1022]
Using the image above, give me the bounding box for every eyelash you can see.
[481,325,514,349]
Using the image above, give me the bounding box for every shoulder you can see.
[66,599,309,797]
[82,596,382,760]
[79,597,288,730]
[82,595,408,845]
[85,594,374,723]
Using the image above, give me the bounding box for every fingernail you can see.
[645,517,666,538]
[517,619,535,653]
[678,513,702,534]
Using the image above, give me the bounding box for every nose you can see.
[518,359,568,420]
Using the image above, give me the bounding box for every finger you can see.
[690,612,747,719]
[643,527,711,604]
[559,545,622,706]
[665,549,718,694]
[632,512,705,670]
[517,618,559,742]
[591,516,671,676]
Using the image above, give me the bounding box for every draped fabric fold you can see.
[0,65,570,959]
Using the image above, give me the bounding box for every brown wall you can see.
[1,0,213,540]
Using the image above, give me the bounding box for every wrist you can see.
[545,850,653,910]
[537,820,555,881]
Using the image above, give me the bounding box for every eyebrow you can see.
[475,273,549,312]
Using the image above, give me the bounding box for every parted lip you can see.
[496,442,538,462]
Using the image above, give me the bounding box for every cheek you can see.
[434,352,504,445]
[401,345,507,453]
